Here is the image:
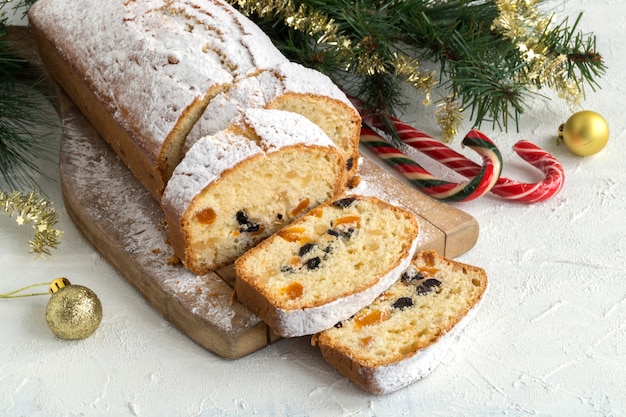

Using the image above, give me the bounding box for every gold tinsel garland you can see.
[0,189,62,255]
[492,0,582,107]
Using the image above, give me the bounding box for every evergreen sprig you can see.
[229,0,606,143]
[0,5,58,191]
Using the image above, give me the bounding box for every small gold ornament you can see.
[558,110,609,156]
[45,278,103,340]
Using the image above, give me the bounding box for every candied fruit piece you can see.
[279,226,306,242]
[333,215,361,228]
[195,207,216,224]
[289,197,310,217]
[282,282,304,300]
[418,266,440,277]
[359,336,373,346]
[309,208,323,218]
[354,308,390,328]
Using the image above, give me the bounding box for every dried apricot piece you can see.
[195,207,216,224]
[278,226,306,242]
[289,197,310,217]
[354,308,390,328]
[282,282,304,300]
[333,215,361,228]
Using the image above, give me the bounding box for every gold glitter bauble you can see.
[558,110,609,156]
[45,285,102,340]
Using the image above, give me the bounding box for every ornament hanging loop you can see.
[49,277,71,294]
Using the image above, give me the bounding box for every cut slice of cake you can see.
[186,62,361,180]
[314,250,488,394]
[162,108,346,275]
[234,195,420,338]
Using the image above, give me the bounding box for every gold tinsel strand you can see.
[491,0,583,107]
[435,96,464,143]
[0,190,62,256]
[230,0,352,54]
[392,53,438,106]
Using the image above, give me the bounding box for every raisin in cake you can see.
[234,195,420,338]
[186,62,361,179]
[162,108,346,275]
[314,250,488,394]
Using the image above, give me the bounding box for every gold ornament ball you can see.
[558,110,609,156]
[45,285,103,340]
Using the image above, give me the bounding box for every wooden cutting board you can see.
[11,26,479,359]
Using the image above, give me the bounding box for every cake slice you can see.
[314,250,488,394]
[162,108,346,275]
[234,195,420,338]
[186,62,362,180]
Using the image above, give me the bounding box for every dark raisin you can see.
[236,210,249,225]
[346,158,354,171]
[332,197,356,208]
[416,278,442,295]
[299,243,316,257]
[240,222,260,233]
[236,210,260,233]
[327,228,355,239]
[401,269,425,283]
[334,321,343,328]
[280,265,294,273]
[342,228,355,238]
[392,297,414,310]
[305,256,321,270]
[277,214,283,220]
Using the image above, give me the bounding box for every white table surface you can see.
[2,1,625,416]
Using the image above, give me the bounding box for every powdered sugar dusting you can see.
[241,109,335,151]
[128,0,288,79]
[273,62,356,109]
[31,0,234,161]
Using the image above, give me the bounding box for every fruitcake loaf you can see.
[186,62,361,179]
[314,250,488,394]
[29,0,360,200]
[162,108,346,275]
[234,195,420,338]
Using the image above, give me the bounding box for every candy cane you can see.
[391,118,565,203]
[360,125,502,202]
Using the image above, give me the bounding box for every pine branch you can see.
[0,17,59,191]
[228,0,606,143]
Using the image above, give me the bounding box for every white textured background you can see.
[2,1,625,415]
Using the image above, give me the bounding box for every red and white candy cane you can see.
[391,118,565,203]
[360,125,502,202]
